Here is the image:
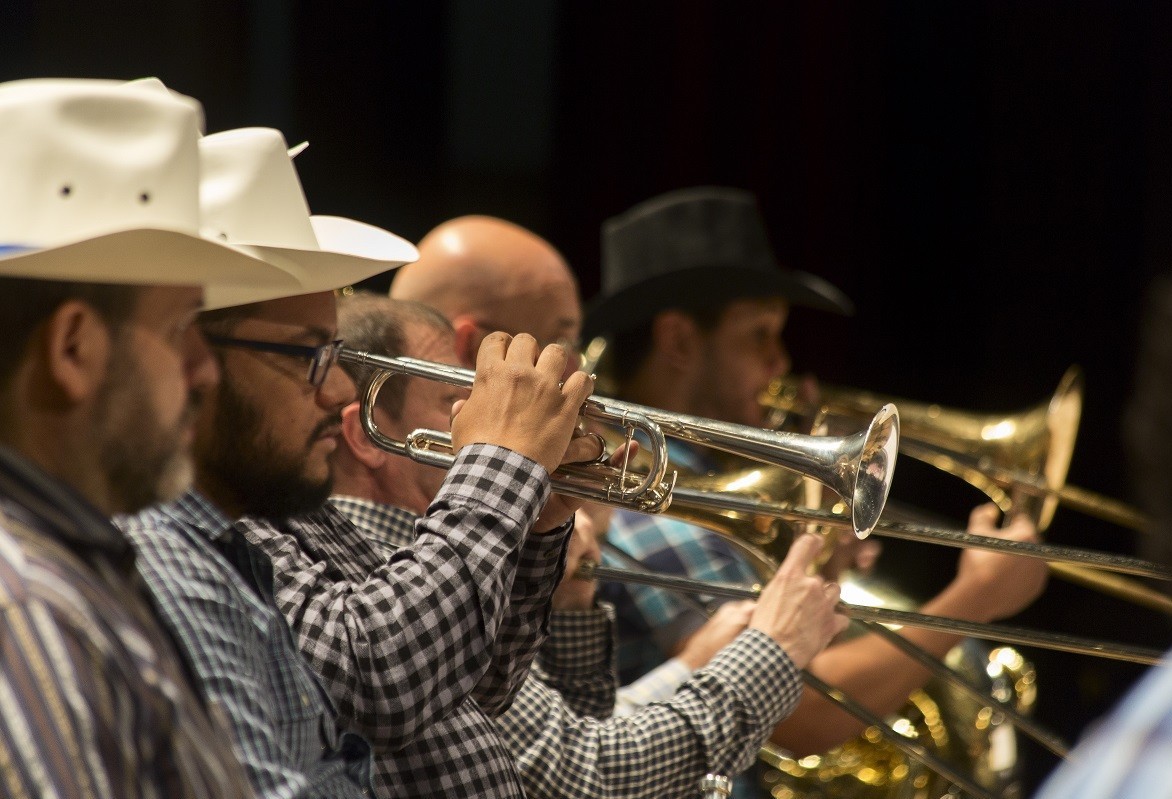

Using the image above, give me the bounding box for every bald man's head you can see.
[390,215,582,367]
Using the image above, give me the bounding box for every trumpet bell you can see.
[763,366,1084,532]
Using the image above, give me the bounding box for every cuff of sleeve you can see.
[516,519,572,581]
[540,602,615,674]
[436,443,552,529]
[701,628,802,724]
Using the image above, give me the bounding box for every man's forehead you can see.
[234,292,339,340]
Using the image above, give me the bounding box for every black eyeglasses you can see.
[205,335,345,388]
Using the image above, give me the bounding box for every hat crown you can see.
[199,127,320,251]
[601,186,777,294]
[583,186,853,339]
[0,79,204,249]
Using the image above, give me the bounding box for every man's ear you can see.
[450,315,482,369]
[340,401,388,470]
[650,310,700,370]
[43,300,115,404]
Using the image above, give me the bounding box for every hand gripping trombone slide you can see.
[337,347,902,536]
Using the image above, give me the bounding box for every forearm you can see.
[614,658,694,716]
[769,582,980,755]
[524,603,617,719]
[497,629,800,799]
[260,445,552,748]
[473,517,573,713]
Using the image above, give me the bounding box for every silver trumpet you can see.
[337,347,901,535]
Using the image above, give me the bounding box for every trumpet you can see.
[336,347,901,536]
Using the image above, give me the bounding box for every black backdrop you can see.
[5,1,1171,793]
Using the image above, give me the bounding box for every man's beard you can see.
[196,374,335,520]
[96,344,197,514]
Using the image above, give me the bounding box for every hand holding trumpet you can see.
[450,332,595,473]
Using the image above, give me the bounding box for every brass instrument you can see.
[578,337,1160,795]
[582,559,1074,799]
[760,617,1037,799]
[758,368,1172,613]
[337,347,901,536]
[762,365,1147,533]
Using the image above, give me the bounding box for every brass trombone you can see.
[758,366,1172,613]
[577,561,1166,665]
[336,347,901,536]
[762,365,1148,532]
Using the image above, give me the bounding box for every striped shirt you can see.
[238,444,568,799]
[336,495,806,799]
[117,492,372,799]
[0,446,255,799]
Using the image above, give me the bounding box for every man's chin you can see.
[154,456,195,506]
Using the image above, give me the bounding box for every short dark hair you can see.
[0,277,139,393]
[607,302,726,385]
[197,301,265,338]
[336,291,454,419]
[1124,275,1172,589]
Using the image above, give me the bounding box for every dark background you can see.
[5,1,1170,794]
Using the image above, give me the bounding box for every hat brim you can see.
[206,215,419,309]
[0,228,302,308]
[582,265,854,340]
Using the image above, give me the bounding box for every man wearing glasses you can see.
[120,126,599,799]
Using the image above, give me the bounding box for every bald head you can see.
[390,215,582,366]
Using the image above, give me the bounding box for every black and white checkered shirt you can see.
[237,444,570,799]
[335,495,807,799]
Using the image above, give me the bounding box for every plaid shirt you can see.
[238,444,569,799]
[0,447,255,799]
[1033,647,1172,799]
[599,510,760,683]
[597,441,769,798]
[117,491,372,799]
[337,496,805,799]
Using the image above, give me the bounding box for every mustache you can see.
[308,413,343,446]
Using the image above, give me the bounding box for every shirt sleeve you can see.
[1032,654,1172,799]
[472,518,572,714]
[495,628,802,799]
[614,659,695,716]
[245,444,553,752]
[521,602,618,720]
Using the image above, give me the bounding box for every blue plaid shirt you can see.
[117,492,372,799]
[598,442,761,685]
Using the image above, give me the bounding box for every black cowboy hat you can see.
[582,186,853,340]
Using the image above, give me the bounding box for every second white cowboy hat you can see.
[0,78,300,298]
[198,126,419,309]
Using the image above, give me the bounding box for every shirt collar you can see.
[163,488,237,544]
[0,445,129,555]
[329,495,417,550]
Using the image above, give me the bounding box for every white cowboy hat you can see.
[198,126,418,309]
[0,78,300,300]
